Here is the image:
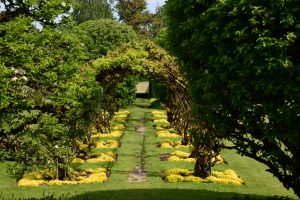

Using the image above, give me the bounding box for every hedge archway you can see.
[91,41,191,137]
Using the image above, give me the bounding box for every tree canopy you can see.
[0,0,73,25]
[72,0,114,24]
[116,0,158,37]
[73,19,137,59]
[165,0,300,197]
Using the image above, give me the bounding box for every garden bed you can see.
[162,168,244,185]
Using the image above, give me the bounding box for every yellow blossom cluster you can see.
[72,158,85,164]
[160,141,190,149]
[167,151,195,163]
[212,155,226,164]
[86,151,116,163]
[168,156,195,163]
[156,130,181,138]
[170,151,190,158]
[92,131,123,138]
[164,168,244,185]
[72,152,116,163]
[112,124,125,130]
[152,111,167,120]
[111,110,130,123]
[95,140,119,148]
[165,168,192,176]
[18,168,108,187]
[115,110,130,115]
[153,119,170,127]
[152,111,170,128]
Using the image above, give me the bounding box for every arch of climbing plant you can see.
[91,41,191,137]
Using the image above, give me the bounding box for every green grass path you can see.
[110,103,148,183]
[0,99,298,199]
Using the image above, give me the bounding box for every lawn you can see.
[0,99,297,200]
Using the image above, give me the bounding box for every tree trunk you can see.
[194,155,212,178]
[56,159,67,180]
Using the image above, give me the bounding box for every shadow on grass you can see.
[2,188,292,200]
[67,188,294,200]
[0,188,295,200]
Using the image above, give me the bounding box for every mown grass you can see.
[0,99,297,200]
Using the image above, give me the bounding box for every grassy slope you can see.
[0,99,297,200]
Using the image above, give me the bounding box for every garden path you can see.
[109,100,153,184]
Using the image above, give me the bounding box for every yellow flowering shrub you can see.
[47,180,78,186]
[86,168,106,173]
[168,155,195,163]
[114,114,128,119]
[93,131,123,138]
[22,171,44,180]
[184,175,204,183]
[86,151,116,163]
[152,110,170,128]
[160,142,173,148]
[165,175,185,183]
[115,110,130,115]
[160,141,190,149]
[79,172,108,184]
[18,168,108,187]
[174,141,191,148]
[154,119,170,124]
[165,168,193,176]
[95,140,119,148]
[112,124,125,130]
[170,151,190,158]
[163,168,244,185]
[18,179,46,187]
[111,118,127,123]
[72,158,85,164]
[153,113,167,119]
[156,130,181,138]
[152,111,166,115]
[212,155,226,164]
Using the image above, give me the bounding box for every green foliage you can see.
[166,0,300,197]
[73,19,137,59]
[0,0,73,25]
[116,76,138,108]
[71,19,138,128]
[72,0,114,24]
[0,17,102,178]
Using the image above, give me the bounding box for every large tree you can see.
[116,0,156,37]
[72,0,114,24]
[166,0,300,197]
